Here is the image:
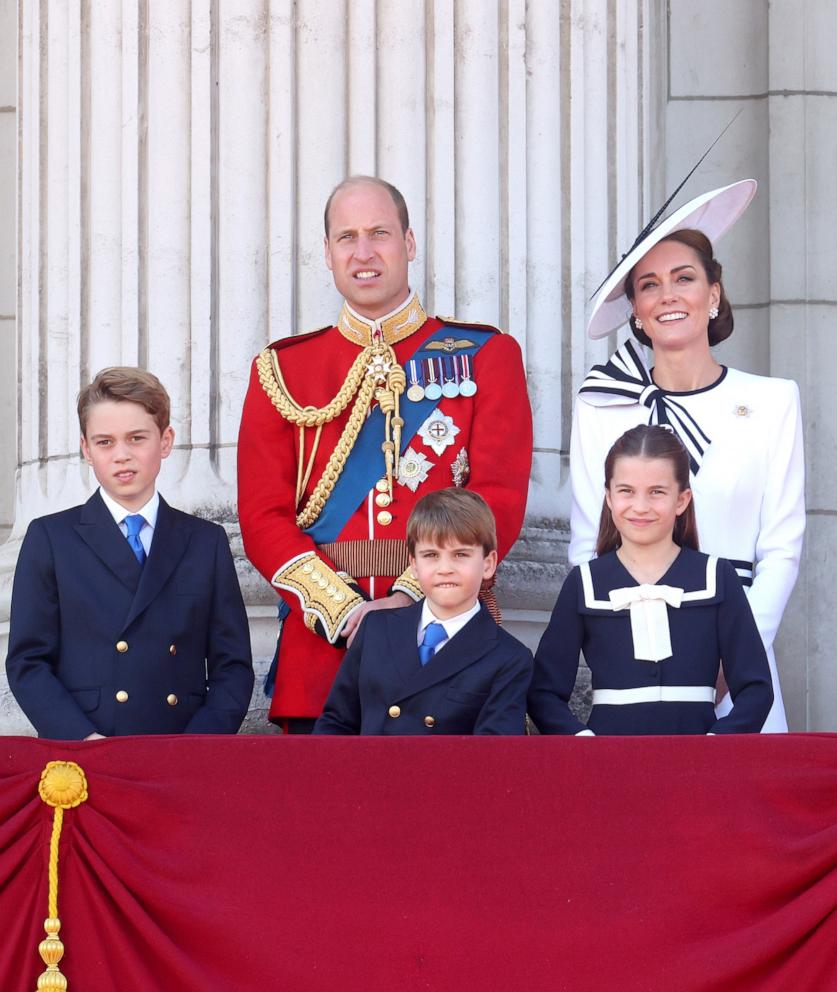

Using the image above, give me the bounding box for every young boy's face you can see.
[81,400,174,511]
[409,539,497,620]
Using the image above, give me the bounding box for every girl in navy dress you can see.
[528,425,773,735]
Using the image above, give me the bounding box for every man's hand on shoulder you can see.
[344,592,413,647]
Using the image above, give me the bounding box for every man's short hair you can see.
[407,489,497,557]
[323,176,410,236]
[77,367,171,436]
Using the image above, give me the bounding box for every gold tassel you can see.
[35,761,89,991]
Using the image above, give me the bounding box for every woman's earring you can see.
[708,306,719,320]
[633,315,643,330]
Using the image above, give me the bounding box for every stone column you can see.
[0,0,657,734]
[664,0,837,730]
[765,1,837,731]
[0,0,15,541]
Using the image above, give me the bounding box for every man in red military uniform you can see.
[237,176,532,730]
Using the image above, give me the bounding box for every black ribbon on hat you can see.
[589,111,743,301]
[579,340,713,475]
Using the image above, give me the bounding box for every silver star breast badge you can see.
[417,412,460,455]
[397,447,435,492]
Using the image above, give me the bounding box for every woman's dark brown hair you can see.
[624,228,734,348]
[595,424,699,556]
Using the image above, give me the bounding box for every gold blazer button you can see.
[424,715,436,728]
[377,510,393,527]
[166,694,179,706]
[169,644,177,655]
[115,690,129,703]
[116,640,129,653]
[388,705,401,718]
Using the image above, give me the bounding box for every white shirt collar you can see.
[418,599,481,646]
[99,487,160,530]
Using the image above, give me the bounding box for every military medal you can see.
[406,360,425,402]
[441,356,459,398]
[424,359,443,401]
[458,354,477,397]
[418,412,460,456]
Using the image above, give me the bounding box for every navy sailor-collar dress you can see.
[528,546,773,736]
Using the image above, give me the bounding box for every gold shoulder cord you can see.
[257,343,405,531]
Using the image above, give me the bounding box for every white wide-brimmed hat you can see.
[586,179,758,340]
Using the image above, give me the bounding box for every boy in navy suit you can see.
[314,489,532,735]
[5,368,254,739]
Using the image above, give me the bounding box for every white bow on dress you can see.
[608,584,684,662]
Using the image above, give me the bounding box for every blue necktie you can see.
[124,514,147,566]
[419,622,448,665]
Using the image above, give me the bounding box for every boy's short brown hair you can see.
[77,367,171,436]
[406,488,497,556]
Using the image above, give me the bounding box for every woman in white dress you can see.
[571,180,805,732]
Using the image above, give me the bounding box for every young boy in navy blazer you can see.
[5,368,254,739]
[314,489,533,735]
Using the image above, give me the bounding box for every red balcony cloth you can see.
[1,735,836,991]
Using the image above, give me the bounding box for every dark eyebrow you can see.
[635,263,697,281]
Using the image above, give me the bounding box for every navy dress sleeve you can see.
[709,558,774,734]
[527,568,589,735]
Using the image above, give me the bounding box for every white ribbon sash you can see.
[578,340,712,474]
[608,584,684,662]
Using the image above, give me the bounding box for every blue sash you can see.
[304,326,494,545]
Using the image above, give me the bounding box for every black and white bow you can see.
[578,340,711,474]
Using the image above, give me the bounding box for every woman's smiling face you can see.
[628,239,721,353]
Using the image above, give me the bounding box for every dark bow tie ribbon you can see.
[578,340,711,475]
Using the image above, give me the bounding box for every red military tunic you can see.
[237,293,532,720]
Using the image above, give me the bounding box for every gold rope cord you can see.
[35,760,89,991]
[258,342,406,530]
[259,348,372,427]
[295,375,377,530]
[297,424,323,510]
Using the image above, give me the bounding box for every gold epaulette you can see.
[272,552,363,644]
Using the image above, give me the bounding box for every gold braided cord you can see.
[297,424,323,510]
[258,347,373,426]
[295,375,378,530]
[258,339,406,530]
[36,761,89,991]
[295,426,305,509]
[48,807,63,919]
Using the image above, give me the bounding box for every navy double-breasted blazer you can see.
[5,491,254,739]
[314,601,533,735]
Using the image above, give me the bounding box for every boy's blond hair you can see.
[406,489,497,556]
[77,367,171,436]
